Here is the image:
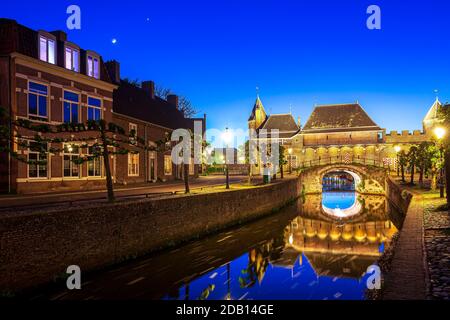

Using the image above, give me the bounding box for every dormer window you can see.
[38,33,56,64]
[87,53,100,79]
[65,46,80,72]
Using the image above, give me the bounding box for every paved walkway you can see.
[0,175,250,210]
[383,191,428,300]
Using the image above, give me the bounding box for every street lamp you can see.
[434,127,447,198]
[222,128,232,189]
[394,145,401,176]
[288,148,293,174]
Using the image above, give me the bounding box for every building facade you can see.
[0,19,117,194]
[0,19,205,194]
[249,97,444,174]
[106,64,206,185]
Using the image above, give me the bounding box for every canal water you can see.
[45,191,403,301]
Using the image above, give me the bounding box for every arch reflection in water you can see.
[321,192,362,219]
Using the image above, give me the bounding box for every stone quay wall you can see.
[386,176,413,215]
[0,178,301,292]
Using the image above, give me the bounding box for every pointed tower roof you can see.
[424,98,442,123]
[248,96,267,121]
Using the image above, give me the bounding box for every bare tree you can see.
[155,85,197,118]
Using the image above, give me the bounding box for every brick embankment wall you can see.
[386,176,413,214]
[0,178,301,292]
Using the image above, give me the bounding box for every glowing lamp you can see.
[434,127,446,140]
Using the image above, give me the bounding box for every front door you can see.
[149,152,157,182]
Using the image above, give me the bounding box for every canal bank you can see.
[0,177,301,293]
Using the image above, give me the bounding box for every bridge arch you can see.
[300,163,387,195]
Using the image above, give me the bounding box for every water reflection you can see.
[48,194,401,301]
[322,192,362,218]
[161,194,398,301]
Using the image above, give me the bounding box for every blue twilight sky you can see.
[2,0,450,137]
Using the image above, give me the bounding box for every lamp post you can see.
[288,148,293,174]
[394,145,401,177]
[434,127,446,198]
[222,128,232,190]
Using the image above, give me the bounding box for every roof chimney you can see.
[142,81,155,99]
[105,60,120,84]
[50,30,67,42]
[167,94,179,109]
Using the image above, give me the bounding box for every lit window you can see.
[129,123,138,145]
[128,153,139,176]
[65,47,79,72]
[28,81,48,120]
[164,155,172,175]
[28,142,48,178]
[87,97,102,121]
[39,35,56,64]
[87,54,100,79]
[63,144,80,178]
[88,146,102,177]
[63,91,79,123]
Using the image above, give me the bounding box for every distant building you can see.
[210,148,239,165]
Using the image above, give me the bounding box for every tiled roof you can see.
[261,114,299,132]
[113,81,192,130]
[303,103,380,132]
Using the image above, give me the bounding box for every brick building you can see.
[105,62,206,185]
[0,19,117,194]
[0,19,205,194]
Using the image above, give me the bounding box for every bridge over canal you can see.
[297,156,389,195]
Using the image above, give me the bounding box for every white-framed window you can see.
[28,81,48,120]
[65,46,80,72]
[164,155,172,175]
[39,33,56,64]
[129,123,137,145]
[63,90,80,123]
[128,153,139,176]
[28,142,48,179]
[63,144,80,178]
[87,53,100,79]
[87,97,102,121]
[88,146,102,177]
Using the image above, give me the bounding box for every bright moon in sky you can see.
[112,38,117,44]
